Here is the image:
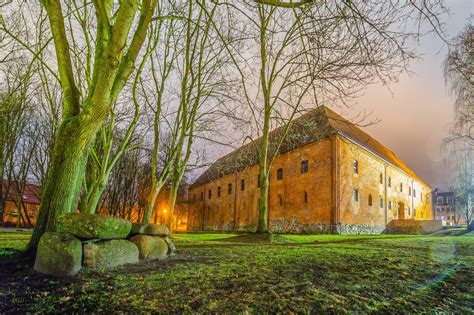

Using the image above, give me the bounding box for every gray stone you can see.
[58,213,132,240]
[163,236,176,255]
[34,232,82,276]
[129,235,168,259]
[83,240,139,270]
[130,223,169,236]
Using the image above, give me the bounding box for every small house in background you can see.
[1,180,41,227]
[432,189,467,226]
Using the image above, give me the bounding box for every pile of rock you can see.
[34,213,175,276]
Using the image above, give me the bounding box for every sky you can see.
[340,0,472,191]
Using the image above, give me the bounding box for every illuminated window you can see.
[353,160,359,174]
[277,168,283,180]
[368,194,373,206]
[379,173,383,184]
[379,197,383,208]
[304,191,308,203]
[241,179,245,191]
[228,183,232,194]
[354,189,359,202]
[388,177,391,187]
[208,190,212,199]
[217,186,221,197]
[437,196,443,205]
[301,160,309,173]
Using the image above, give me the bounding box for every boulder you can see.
[163,236,176,255]
[58,213,132,239]
[83,240,139,270]
[34,232,82,276]
[130,223,169,236]
[129,235,168,259]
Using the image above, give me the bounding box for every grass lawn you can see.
[0,232,473,313]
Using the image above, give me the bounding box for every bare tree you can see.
[217,0,447,234]
[444,23,473,146]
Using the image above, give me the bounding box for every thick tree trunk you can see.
[167,183,179,233]
[24,115,101,256]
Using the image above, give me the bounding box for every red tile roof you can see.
[1,179,41,205]
[191,106,430,187]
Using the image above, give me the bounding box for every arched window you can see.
[304,191,308,203]
[368,194,373,206]
[278,195,283,206]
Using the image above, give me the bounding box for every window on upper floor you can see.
[304,191,308,203]
[368,194,373,206]
[388,177,391,187]
[353,160,359,174]
[446,196,453,204]
[217,186,221,197]
[379,197,383,208]
[400,183,403,193]
[413,189,416,198]
[437,196,443,205]
[208,189,212,199]
[228,183,232,194]
[301,160,309,174]
[277,168,283,180]
[278,194,283,206]
[241,179,245,191]
[379,173,383,184]
[409,187,411,196]
[354,189,359,202]
[200,192,203,200]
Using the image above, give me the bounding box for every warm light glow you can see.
[163,208,167,214]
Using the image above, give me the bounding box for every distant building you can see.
[0,180,41,227]
[432,190,467,226]
[187,106,433,234]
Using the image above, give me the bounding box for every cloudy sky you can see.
[341,0,472,191]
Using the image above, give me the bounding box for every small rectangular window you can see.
[354,189,359,202]
[437,197,443,205]
[200,192,203,200]
[388,177,391,187]
[241,179,245,191]
[379,173,383,184]
[400,183,403,193]
[409,187,411,196]
[413,189,416,198]
[301,160,309,173]
[228,183,232,194]
[208,190,212,199]
[277,168,283,180]
[217,186,221,197]
[420,192,423,202]
[379,197,383,208]
[388,201,392,210]
[353,160,358,174]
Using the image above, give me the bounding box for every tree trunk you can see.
[142,182,160,224]
[167,182,179,233]
[24,115,101,256]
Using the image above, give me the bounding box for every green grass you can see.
[0,232,473,313]
[0,232,31,256]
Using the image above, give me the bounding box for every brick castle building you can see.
[187,106,433,234]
